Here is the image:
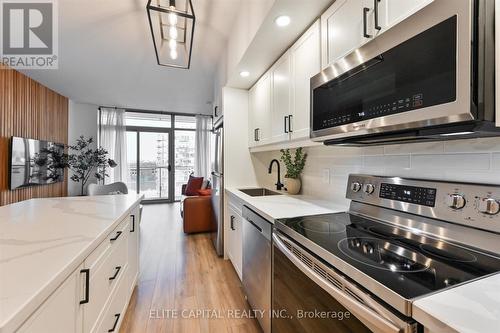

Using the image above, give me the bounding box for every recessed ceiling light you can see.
[240,71,250,77]
[275,15,291,27]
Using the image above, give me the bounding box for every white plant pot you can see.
[285,177,301,195]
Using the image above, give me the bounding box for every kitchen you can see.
[218,0,500,332]
[1,0,500,332]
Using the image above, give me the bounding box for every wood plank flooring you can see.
[120,203,261,333]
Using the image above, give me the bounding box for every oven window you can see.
[312,16,457,131]
[272,243,373,333]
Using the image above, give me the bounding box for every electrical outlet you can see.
[322,169,330,184]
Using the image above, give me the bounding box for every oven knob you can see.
[446,194,466,210]
[363,184,375,195]
[478,198,500,215]
[351,182,362,192]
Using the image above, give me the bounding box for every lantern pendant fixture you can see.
[146,0,195,69]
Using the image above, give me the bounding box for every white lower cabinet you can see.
[17,265,84,333]
[16,204,140,333]
[226,199,243,280]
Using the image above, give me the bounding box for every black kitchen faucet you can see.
[268,159,284,191]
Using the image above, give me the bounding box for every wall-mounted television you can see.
[10,136,65,190]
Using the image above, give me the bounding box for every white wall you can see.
[252,137,500,210]
[67,100,99,196]
[223,87,257,187]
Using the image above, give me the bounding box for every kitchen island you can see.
[0,194,143,333]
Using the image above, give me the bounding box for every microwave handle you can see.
[272,233,403,333]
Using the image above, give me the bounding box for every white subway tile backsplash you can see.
[252,138,500,203]
[445,137,500,153]
[411,153,491,171]
[384,142,444,155]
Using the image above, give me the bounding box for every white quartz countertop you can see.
[413,273,500,333]
[0,194,143,333]
[225,187,347,222]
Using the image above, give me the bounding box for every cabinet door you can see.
[321,0,367,68]
[271,51,292,143]
[233,211,243,280]
[378,0,433,30]
[252,73,272,146]
[291,20,321,141]
[17,266,84,333]
[248,85,257,147]
[127,206,140,294]
[227,204,242,280]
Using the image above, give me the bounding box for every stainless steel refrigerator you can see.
[210,118,224,256]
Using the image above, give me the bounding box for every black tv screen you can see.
[10,137,65,190]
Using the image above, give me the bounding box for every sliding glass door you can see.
[126,128,173,201]
[125,112,197,202]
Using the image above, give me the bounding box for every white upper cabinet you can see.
[321,0,367,68]
[248,72,272,146]
[290,20,321,141]
[378,0,434,30]
[321,0,433,68]
[271,51,292,143]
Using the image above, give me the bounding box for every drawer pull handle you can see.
[130,215,135,232]
[109,266,122,281]
[108,313,121,332]
[110,231,122,242]
[80,269,90,304]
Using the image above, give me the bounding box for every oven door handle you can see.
[272,233,404,333]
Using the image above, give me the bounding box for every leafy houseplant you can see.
[68,136,116,196]
[280,147,308,194]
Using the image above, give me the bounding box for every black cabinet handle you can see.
[108,313,121,332]
[255,128,260,142]
[110,231,122,242]
[363,7,371,38]
[109,266,122,281]
[230,215,235,230]
[80,269,90,304]
[288,115,293,133]
[374,0,381,30]
[130,215,135,233]
[284,116,289,133]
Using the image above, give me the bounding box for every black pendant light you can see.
[146,0,195,69]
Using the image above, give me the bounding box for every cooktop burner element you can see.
[337,237,430,273]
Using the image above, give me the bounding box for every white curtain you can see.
[99,108,128,184]
[195,115,212,178]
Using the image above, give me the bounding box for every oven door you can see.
[310,0,479,143]
[272,233,418,333]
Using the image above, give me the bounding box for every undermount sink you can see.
[239,188,282,197]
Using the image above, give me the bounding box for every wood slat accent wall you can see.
[0,64,68,206]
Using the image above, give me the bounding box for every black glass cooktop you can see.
[276,213,500,300]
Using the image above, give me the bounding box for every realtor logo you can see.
[0,0,58,69]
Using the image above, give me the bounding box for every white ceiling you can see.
[21,0,241,114]
[227,0,332,89]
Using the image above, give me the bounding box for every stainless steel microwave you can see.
[310,0,499,146]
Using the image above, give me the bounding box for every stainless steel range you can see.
[272,175,500,333]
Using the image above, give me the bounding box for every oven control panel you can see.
[379,183,436,207]
[346,175,500,233]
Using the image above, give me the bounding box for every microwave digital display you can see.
[312,16,457,132]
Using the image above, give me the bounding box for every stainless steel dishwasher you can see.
[242,205,272,333]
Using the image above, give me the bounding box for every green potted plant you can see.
[280,147,307,195]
